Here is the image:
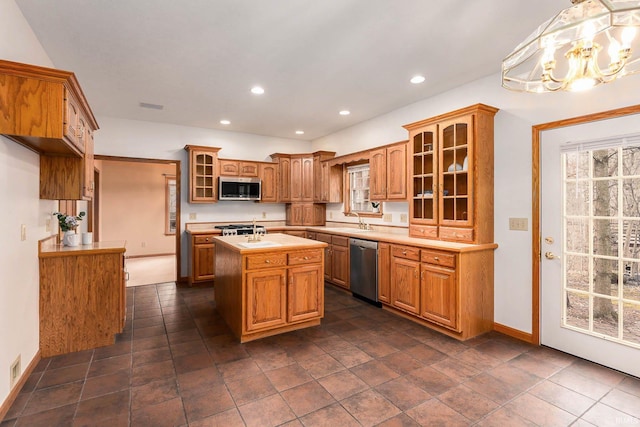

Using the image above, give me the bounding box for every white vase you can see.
[63,231,80,247]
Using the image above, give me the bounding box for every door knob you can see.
[544,251,560,260]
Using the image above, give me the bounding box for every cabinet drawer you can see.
[409,224,438,239]
[315,233,332,244]
[391,245,420,261]
[219,160,239,175]
[246,253,287,270]
[194,235,215,244]
[332,235,349,247]
[439,227,473,243]
[288,249,322,266]
[421,250,455,268]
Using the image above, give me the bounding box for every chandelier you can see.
[502,0,640,93]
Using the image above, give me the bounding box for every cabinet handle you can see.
[265,259,271,264]
[421,271,425,279]
[402,250,407,255]
[433,256,439,261]
[304,256,309,260]
[125,272,130,281]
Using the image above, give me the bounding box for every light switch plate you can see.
[383,214,392,222]
[20,224,26,241]
[400,214,408,223]
[509,217,528,231]
[189,213,197,220]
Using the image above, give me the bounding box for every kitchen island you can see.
[214,233,328,343]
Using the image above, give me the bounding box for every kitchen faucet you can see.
[346,212,370,230]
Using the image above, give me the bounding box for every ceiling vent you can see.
[139,102,164,110]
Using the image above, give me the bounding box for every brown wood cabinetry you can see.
[0,60,99,200]
[313,151,341,203]
[184,145,221,203]
[219,159,260,177]
[189,233,216,285]
[286,203,326,226]
[38,241,126,357]
[370,141,407,201]
[259,162,278,202]
[316,233,349,289]
[383,242,495,340]
[214,236,326,343]
[404,104,498,243]
[271,154,291,202]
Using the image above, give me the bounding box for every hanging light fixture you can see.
[502,0,640,93]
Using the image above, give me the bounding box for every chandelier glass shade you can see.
[502,0,640,93]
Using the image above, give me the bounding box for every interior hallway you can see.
[2,284,640,426]
[125,255,177,287]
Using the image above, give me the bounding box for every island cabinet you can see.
[188,232,216,285]
[184,145,221,203]
[0,60,99,200]
[315,233,349,289]
[380,242,496,340]
[213,233,327,343]
[370,141,407,201]
[404,104,498,244]
[38,239,126,357]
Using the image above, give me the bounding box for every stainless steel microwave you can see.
[218,176,261,201]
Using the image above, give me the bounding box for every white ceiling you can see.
[16,0,563,141]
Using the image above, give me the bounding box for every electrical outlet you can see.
[20,224,26,241]
[509,217,528,231]
[329,211,333,219]
[262,212,267,219]
[400,214,408,223]
[189,213,197,220]
[10,355,21,389]
[383,214,392,222]
[141,241,146,248]
[45,218,52,232]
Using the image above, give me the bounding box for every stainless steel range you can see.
[214,224,266,235]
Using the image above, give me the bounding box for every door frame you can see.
[94,155,182,283]
[531,104,640,345]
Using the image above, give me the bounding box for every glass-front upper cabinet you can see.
[439,117,472,227]
[411,124,438,225]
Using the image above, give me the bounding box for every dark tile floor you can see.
[2,283,640,426]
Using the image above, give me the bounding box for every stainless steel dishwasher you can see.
[349,238,380,306]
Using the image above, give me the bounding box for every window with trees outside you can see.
[347,164,374,214]
[562,136,640,348]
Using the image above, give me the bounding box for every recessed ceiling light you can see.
[251,86,265,95]
[339,110,350,116]
[295,130,304,135]
[410,75,426,84]
[220,120,230,125]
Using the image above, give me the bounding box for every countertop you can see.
[39,240,127,257]
[213,232,327,253]
[190,224,497,253]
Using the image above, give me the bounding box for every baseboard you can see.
[493,322,534,344]
[125,253,176,259]
[0,350,41,421]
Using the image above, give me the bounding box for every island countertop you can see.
[213,232,328,253]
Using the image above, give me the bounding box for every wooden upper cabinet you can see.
[277,156,292,202]
[219,159,259,177]
[404,104,498,244]
[313,151,338,203]
[184,145,221,203]
[301,157,314,201]
[370,141,407,202]
[0,60,98,156]
[259,162,278,203]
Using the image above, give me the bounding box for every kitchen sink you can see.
[325,227,372,234]
[237,241,283,249]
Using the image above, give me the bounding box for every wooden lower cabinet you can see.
[38,242,126,357]
[189,233,216,285]
[315,233,349,289]
[215,240,325,343]
[384,243,495,340]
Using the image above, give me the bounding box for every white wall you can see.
[0,0,57,407]
[312,72,640,334]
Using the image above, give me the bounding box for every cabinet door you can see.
[63,89,83,152]
[390,257,420,314]
[439,116,472,227]
[420,264,457,329]
[386,143,407,200]
[83,128,94,199]
[313,155,322,202]
[301,157,314,201]
[189,149,218,202]
[378,242,391,303]
[288,264,323,322]
[313,204,326,226]
[278,157,291,202]
[219,159,240,176]
[331,244,349,289]
[240,161,259,177]
[291,157,302,201]
[302,204,313,225]
[259,163,278,202]
[316,233,332,281]
[409,124,438,228]
[194,243,215,281]
[245,269,287,332]
[286,204,304,225]
[369,148,387,200]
